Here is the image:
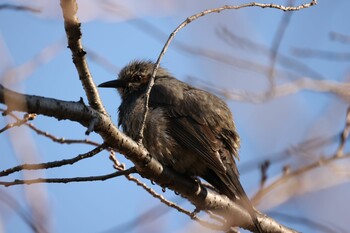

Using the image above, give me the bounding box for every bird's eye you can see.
[132,75,143,82]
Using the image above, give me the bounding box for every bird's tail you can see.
[204,170,263,233]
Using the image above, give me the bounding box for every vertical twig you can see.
[267,0,294,91]
[335,107,350,157]
[137,1,317,142]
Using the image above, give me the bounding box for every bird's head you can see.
[98,60,169,97]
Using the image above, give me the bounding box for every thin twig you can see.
[0,4,40,13]
[86,48,120,74]
[104,200,184,233]
[335,107,350,157]
[28,123,100,146]
[137,0,318,143]
[292,48,350,61]
[259,161,270,188]
[252,153,350,205]
[0,144,106,177]
[0,168,136,187]
[251,110,350,204]
[206,210,227,225]
[0,189,42,233]
[127,174,225,230]
[217,26,326,80]
[183,45,301,80]
[103,4,304,83]
[1,109,100,146]
[110,153,192,216]
[109,152,224,230]
[270,211,341,233]
[240,131,343,174]
[330,31,350,45]
[268,0,294,89]
[197,77,350,103]
[0,113,36,133]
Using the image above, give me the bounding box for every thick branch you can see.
[0,85,99,125]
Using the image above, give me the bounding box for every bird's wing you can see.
[149,77,239,178]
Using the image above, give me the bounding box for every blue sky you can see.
[1,1,350,232]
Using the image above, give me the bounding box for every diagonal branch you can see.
[0,113,36,133]
[109,153,224,230]
[217,26,326,80]
[200,78,350,103]
[0,84,295,232]
[251,107,350,204]
[0,144,105,177]
[252,152,350,206]
[330,31,350,45]
[0,190,41,233]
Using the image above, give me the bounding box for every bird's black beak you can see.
[98,79,126,88]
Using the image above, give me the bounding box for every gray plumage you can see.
[98,60,262,232]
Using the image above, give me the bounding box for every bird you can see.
[98,60,263,233]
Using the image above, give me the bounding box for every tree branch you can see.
[267,0,294,89]
[0,190,41,233]
[0,113,36,133]
[217,26,326,80]
[1,108,101,146]
[0,168,136,187]
[0,84,295,232]
[198,78,350,103]
[252,153,350,206]
[0,4,40,13]
[0,144,105,177]
[330,31,350,45]
[60,0,107,116]
[252,107,350,205]
[138,0,318,143]
[109,153,225,230]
